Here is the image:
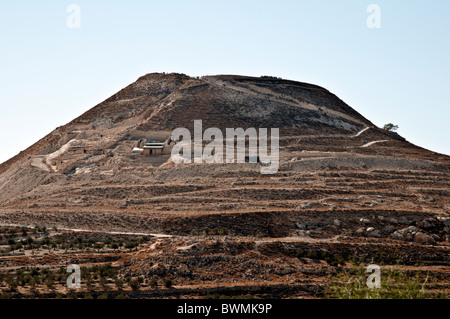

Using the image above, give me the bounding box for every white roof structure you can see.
[144,143,165,149]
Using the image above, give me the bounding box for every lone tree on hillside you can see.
[383,123,399,132]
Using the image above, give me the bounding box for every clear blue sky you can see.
[1,0,449,164]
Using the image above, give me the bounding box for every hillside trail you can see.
[0,221,375,246]
[0,222,174,238]
[361,140,389,148]
[352,127,370,137]
[30,156,51,172]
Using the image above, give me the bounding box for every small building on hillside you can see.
[143,143,165,156]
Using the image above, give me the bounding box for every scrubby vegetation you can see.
[383,123,399,132]
[0,263,177,299]
[0,227,182,299]
[325,267,449,299]
[0,226,151,255]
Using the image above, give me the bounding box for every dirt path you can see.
[0,222,174,238]
[30,156,51,172]
[353,127,370,137]
[45,139,79,172]
[361,140,389,148]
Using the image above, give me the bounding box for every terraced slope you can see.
[0,73,448,299]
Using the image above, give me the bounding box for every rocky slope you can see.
[0,73,448,298]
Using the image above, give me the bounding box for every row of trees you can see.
[4,234,149,253]
[0,264,174,296]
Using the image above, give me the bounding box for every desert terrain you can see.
[0,73,448,299]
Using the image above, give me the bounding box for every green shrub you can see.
[26,237,34,245]
[0,293,11,299]
[149,277,158,288]
[84,293,94,299]
[115,279,124,291]
[100,277,109,290]
[46,278,55,291]
[94,243,104,250]
[30,268,40,277]
[140,236,149,243]
[163,278,172,289]
[97,293,108,299]
[98,263,116,278]
[129,279,140,291]
[124,241,138,249]
[6,277,18,292]
[383,123,399,132]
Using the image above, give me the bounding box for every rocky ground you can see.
[0,73,448,298]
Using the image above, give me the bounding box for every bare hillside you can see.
[0,73,448,299]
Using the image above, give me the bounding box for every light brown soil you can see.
[0,73,448,299]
